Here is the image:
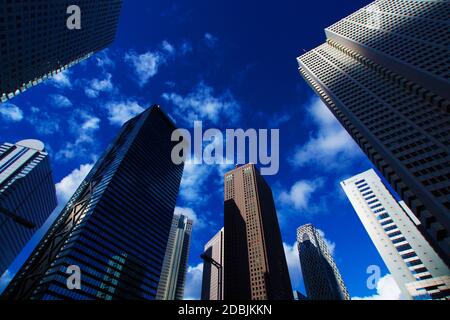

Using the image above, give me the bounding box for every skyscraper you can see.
[297,224,350,300]
[201,228,224,300]
[0,139,57,277]
[1,105,184,300]
[341,169,450,300]
[223,164,292,300]
[297,0,450,265]
[0,0,123,102]
[156,214,193,300]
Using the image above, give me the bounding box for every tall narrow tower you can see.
[1,106,184,300]
[0,0,123,102]
[0,139,57,277]
[223,164,292,300]
[297,0,450,264]
[341,169,450,300]
[201,228,224,300]
[297,224,350,300]
[156,214,193,300]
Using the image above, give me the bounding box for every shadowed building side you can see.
[1,105,184,300]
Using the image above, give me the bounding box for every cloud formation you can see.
[283,241,303,290]
[0,103,23,122]
[85,73,114,98]
[353,274,403,300]
[174,206,206,229]
[184,263,203,300]
[106,100,145,126]
[289,97,362,170]
[162,82,240,125]
[279,179,323,211]
[49,70,72,88]
[50,94,72,108]
[56,112,100,161]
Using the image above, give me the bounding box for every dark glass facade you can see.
[0,0,122,102]
[0,140,57,276]
[2,106,184,300]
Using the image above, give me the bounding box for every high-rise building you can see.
[293,290,308,301]
[1,105,184,300]
[223,164,292,300]
[297,0,450,265]
[341,169,450,300]
[0,139,57,277]
[0,0,123,102]
[156,214,193,300]
[201,228,224,300]
[297,224,350,300]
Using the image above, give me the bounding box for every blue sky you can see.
[0,0,403,299]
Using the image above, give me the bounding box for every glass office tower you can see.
[0,139,57,277]
[1,106,184,300]
[297,0,450,265]
[156,214,193,300]
[0,0,122,102]
[297,224,350,300]
[341,169,450,300]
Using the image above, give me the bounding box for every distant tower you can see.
[223,164,293,300]
[201,228,224,300]
[0,0,123,102]
[297,0,450,264]
[1,106,184,300]
[297,224,350,300]
[156,214,193,300]
[0,139,57,277]
[341,169,450,300]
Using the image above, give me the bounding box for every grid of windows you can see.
[0,140,57,276]
[298,0,450,261]
[3,106,184,300]
[297,224,350,300]
[0,0,122,102]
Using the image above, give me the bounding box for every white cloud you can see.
[174,206,206,229]
[184,263,203,300]
[55,163,94,205]
[283,242,302,290]
[49,70,72,88]
[0,103,23,122]
[317,229,336,256]
[204,33,218,47]
[279,179,323,211]
[56,112,100,161]
[125,50,163,86]
[162,82,240,125]
[161,40,175,54]
[289,97,362,170]
[95,50,115,69]
[28,107,60,135]
[106,100,145,126]
[353,274,404,300]
[50,94,72,108]
[85,73,114,98]
[179,161,214,203]
[181,41,193,55]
